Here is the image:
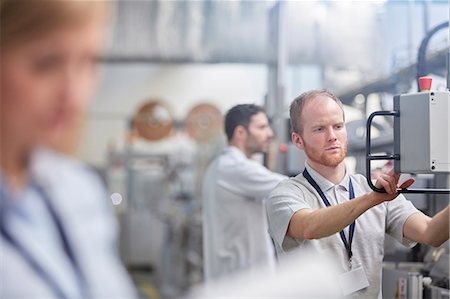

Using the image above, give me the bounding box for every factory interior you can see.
[1,0,449,299]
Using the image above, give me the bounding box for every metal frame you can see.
[366,111,450,194]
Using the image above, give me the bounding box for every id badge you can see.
[338,263,370,296]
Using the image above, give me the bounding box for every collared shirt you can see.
[1,181,84,298]
[202,146,287,281]
[266,162,419,299]
[0,148,136,299]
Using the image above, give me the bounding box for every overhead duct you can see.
[105,0,385,72]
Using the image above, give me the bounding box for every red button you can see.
[279,143,288,153]
[418,76,432,91]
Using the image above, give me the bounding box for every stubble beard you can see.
[304,141,347,167]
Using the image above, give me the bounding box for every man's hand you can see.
[287,170,416,240]
[371,170,415,204]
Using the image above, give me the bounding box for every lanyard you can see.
[0,184,87,299]
[302,168,356,268]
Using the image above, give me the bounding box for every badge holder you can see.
[338,261,370,295]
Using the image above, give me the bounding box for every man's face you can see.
[293,95,347,167]
[244,112,274,155]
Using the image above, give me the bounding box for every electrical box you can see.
[394,91,450,174]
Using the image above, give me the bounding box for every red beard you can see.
[304,142,347,167]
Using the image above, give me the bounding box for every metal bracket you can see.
[366,110,450,194]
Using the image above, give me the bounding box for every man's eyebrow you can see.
[310,121,325,127]
[308,120,343,129]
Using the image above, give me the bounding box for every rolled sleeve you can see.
[386,194,420,248]
[266,181,311,251]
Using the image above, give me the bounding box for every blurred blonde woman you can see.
[0,1,136,298]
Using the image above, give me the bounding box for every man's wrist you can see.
[365,192,384,207]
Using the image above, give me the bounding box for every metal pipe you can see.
[416,21,449,91]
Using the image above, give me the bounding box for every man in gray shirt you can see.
[266,90,449,298]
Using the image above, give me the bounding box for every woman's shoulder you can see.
[31,148,109,209]
[31,148,100,182]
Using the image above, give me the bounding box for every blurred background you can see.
[73,1,449,298]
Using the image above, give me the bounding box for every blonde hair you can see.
[0,0,110,50]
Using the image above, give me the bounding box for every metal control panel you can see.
[394,91,450,174]
[366,88,449,194]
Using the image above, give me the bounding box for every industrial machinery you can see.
[185,104,223,143]
[394,89,449,174]
[107,100,224,298]
[366,78,450,298]
[382,244,449,299]
[366,77,450,194]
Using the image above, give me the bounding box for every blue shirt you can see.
[0,148,136,299]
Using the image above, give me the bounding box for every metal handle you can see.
[366,111,450,194]
[366,111,399,193]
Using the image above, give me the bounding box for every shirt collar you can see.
[304,161,350,192]
[1,147,60,200]
[0,164,29,211]
[223,145,248,160]
[0,147,51,204]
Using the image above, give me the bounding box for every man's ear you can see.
[291,131,304,150]
[234,125,247,141]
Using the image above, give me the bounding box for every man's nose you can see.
[267,128,274,139]
[327,127,337,142]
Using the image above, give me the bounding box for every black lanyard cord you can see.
[303,168,356,261]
